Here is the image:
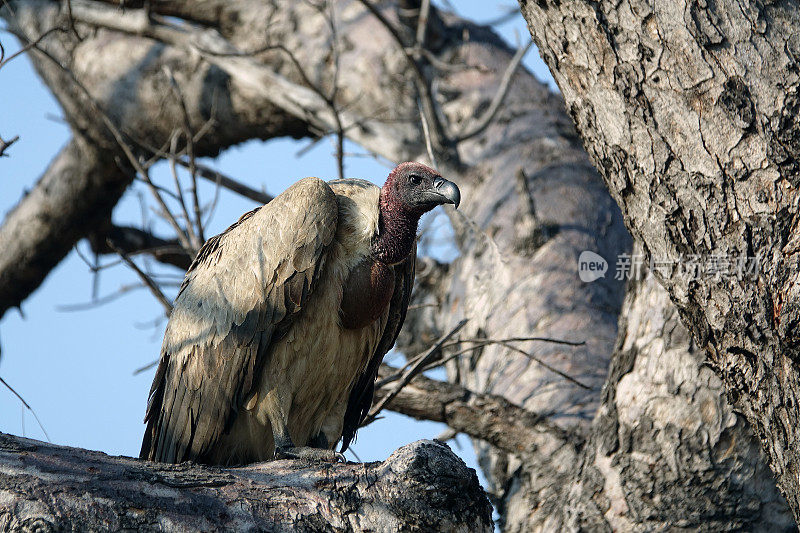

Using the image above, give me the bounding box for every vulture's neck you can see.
[372,194,419,265]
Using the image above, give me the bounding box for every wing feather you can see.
[339,245,416,452]
[140,177,338,464]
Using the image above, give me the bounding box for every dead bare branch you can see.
[133,358,158,376]
[57,281,179,312]
[22,35,200,256]
[68,3,407,158]
[171,160,272,205]
[168,131,201,250]
[419,99,436,167]
[357,0,455,161]
[164,68,205,245]
[88,224,191,269]
[497,340,592,389]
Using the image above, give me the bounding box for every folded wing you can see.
[140,177,338,464]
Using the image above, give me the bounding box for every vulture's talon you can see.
[274,446,343,463]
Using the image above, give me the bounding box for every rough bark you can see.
[519,0,800,521]
[0,434,491,532]
[559,267,791,531]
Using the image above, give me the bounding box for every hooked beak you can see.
[430,177,461,209]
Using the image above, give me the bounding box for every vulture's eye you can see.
[408,174,422,185]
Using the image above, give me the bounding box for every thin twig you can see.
[164,68,205,245]
[131,176,180,202]
[366,319,467,423]
[57,281,179,312]
[183,160,272,204]
[0,135,19,157]
[439,336,590,388]
[107,239,173,316]
[325,0,345,179]
[0,25,66,71]
[444,335,585,348]
[0,376,51,442]
[497,341,591,389]
[201,167,223,228]
[133,359,159,375]
[418,98,436,168]
[453,39,533,142]
[407,303,437,310]
[168,131,200,249]
[386,335,588,388]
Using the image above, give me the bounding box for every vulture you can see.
[140,162,460,465]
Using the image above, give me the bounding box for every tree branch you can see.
[87,225,192,270]
[67,0,412,161]
[0,134,19,157]
[375,364,582,459]
[0,434,493,531]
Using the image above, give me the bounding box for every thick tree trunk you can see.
[519,0,800,521]
[559,266,791,531]
[0,434,491,531]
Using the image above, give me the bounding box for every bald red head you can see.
[381,162,460,216]
[373,162,460,264]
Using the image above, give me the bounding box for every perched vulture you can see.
[140,162,460,465]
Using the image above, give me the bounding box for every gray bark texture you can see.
[0,0,793,530]
[0,435,491,532]
[559,262,792,531]
[518,0,800,524]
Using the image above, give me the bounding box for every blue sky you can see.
[0,2,555,474]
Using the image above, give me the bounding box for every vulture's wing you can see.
[140,177,338,464]
[339,244,416,452]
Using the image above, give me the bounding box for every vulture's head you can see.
[381,162,460,218]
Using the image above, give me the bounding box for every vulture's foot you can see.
[274,446,345,463]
